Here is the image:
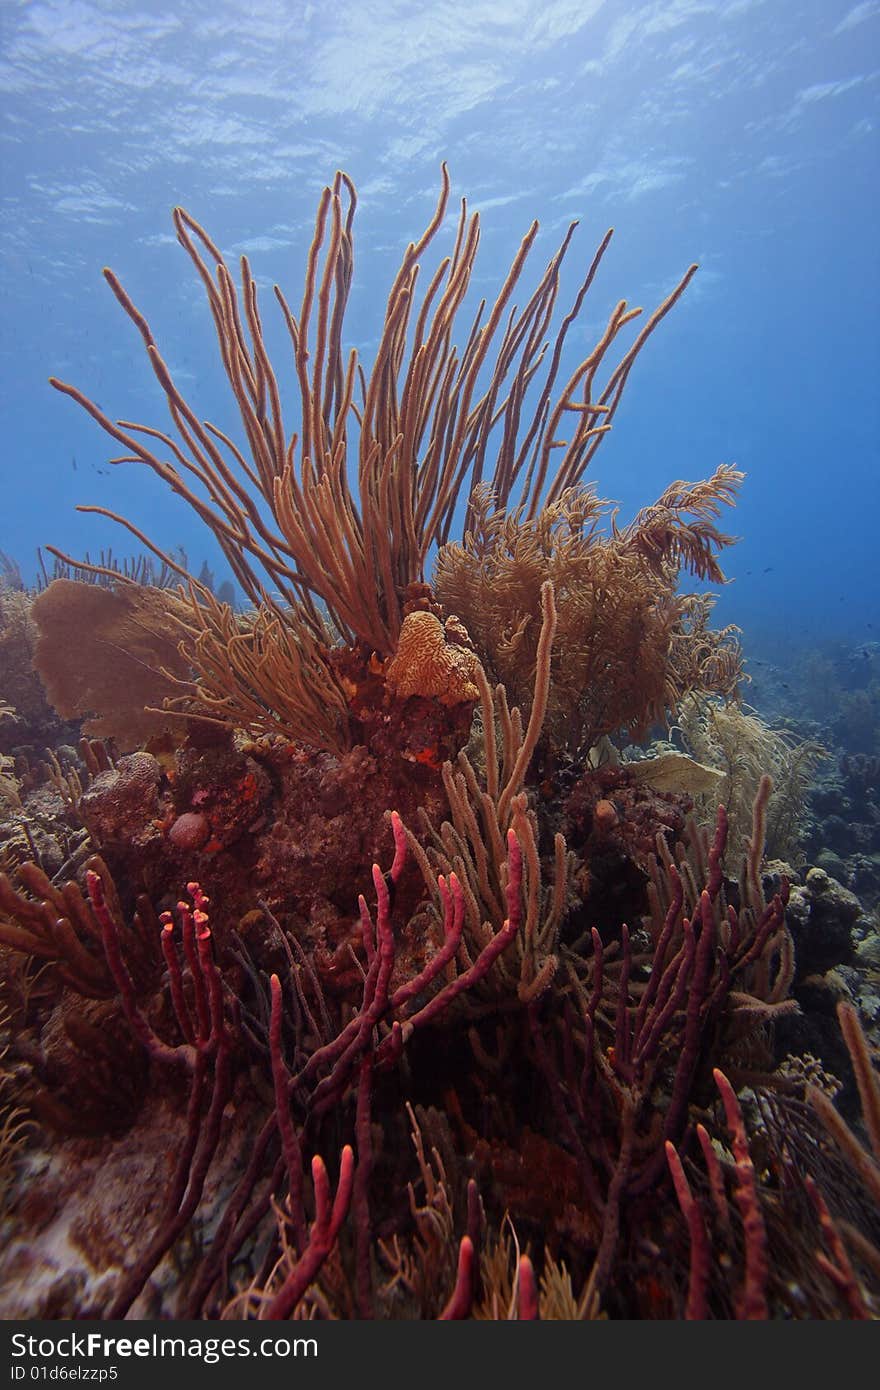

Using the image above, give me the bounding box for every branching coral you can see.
[665,1003,880,1319]
[10,810,532,1320]
[434,475,743,753]
[677,694,827,863]
[48,169,696,657]
[519,784,796,1302]
[0,704,21,809]
[2,749,877,1319]
[406,582,567,1004]
[42,167,712,754]
[374,1104,463,1319]
[0,853,158,997]
[0,1003,31,1212]
[156,587,353,753]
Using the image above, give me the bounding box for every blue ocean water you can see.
[1,0,877,658]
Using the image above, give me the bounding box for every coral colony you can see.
[0,169,878,1319]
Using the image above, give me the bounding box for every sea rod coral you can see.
[41,164,740,753]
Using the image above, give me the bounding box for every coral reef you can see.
[802,749,880,921]
[0,586,74,757]
[1,172,878,1322]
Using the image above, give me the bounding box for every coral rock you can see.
[786,867,862,977]
[79,752,163,852]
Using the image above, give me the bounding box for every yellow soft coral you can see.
[385,612,480,705]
